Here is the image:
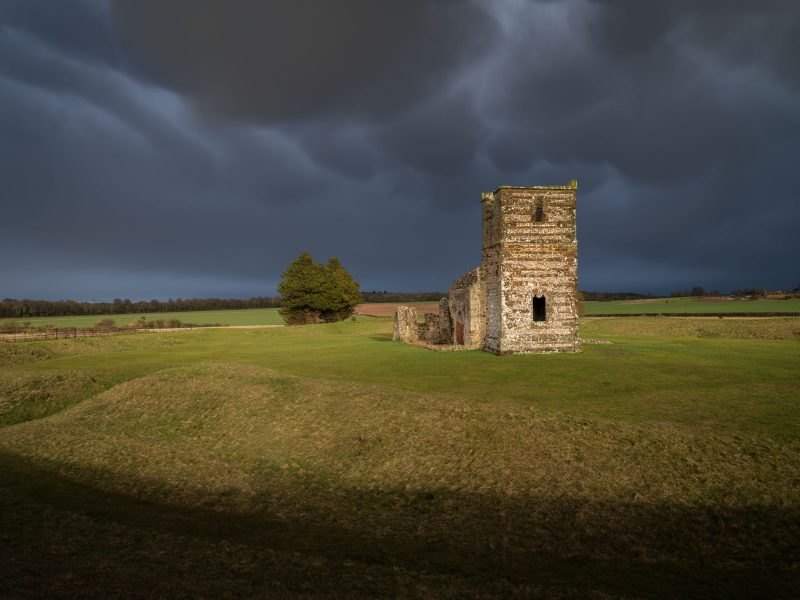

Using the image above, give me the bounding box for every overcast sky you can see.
[1,0,798,300]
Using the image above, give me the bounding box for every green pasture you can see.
[1,317,799,598]
[583,296,800,314]
[4,298,799,330]
[0,307,285,328]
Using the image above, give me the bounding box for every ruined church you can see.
[394,181,580,354]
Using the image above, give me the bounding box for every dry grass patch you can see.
[2,363,798,597]
[45,331,192,356]
[0,333,193,367]
[0,341,56,366]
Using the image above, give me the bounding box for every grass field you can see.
[4,298,799,330]
[583,296,800,314]
[0,307,285,328]
[1,317,799,598]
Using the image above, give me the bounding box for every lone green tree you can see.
[319,257,362,322]
[278,252,362,325]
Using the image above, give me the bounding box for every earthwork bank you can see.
[1,316,798,598]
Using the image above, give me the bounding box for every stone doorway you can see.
[455,321,464,345]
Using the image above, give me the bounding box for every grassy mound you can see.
[0,369,107,426]
[0,341,56,365]
[1,318,799,598]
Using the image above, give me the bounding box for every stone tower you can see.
[481,182,579,354]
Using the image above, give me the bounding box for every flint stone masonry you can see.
[449,267,486,348]
[393,181,580,354]
[417,313,437,342]
[418,298,455,345]
[392,305,418,342]
[436,298,453,344]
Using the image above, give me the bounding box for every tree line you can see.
[0,296,282,319]
[5,278,795,321]
[360,291,447,303]
[669,287,722,298]
[0,289,448,320]
[579,291,656,301]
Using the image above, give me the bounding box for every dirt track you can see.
[355,302,439,317]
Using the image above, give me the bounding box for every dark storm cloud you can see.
[0,0,122,67]
[1,0,798,300]
[482,0,800,182]
[472,0,799,291]
[111,0,497,122]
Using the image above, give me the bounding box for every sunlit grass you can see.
[1,317,798,597]
[0,307,285,328]
[583,296,800,314]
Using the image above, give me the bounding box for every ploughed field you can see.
[356,302,440,317]
[1,317,799,598]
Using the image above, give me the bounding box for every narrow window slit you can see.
[533,198,545,223]
[533,296,546,322]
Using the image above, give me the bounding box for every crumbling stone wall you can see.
[482,183,579,354]
[448,267,486,348]
[392,306,418,342]
[414,299,454,345]
[417,313,437,342]
[436,298,452,344]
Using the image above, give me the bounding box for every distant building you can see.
[394,181,580,354]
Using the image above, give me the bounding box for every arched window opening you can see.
[533,198,545,223]
[533,295,546,322]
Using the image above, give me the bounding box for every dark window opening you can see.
[533,198,545,223]
[533,296,546,322]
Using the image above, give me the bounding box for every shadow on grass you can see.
[368,334,394,342]
[1,448,798,599]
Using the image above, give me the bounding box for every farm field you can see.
[583,296,800,314]
[5,297,799,330]
[0,307,285,328]
[356,301,440,317]
[1,316,799,598]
